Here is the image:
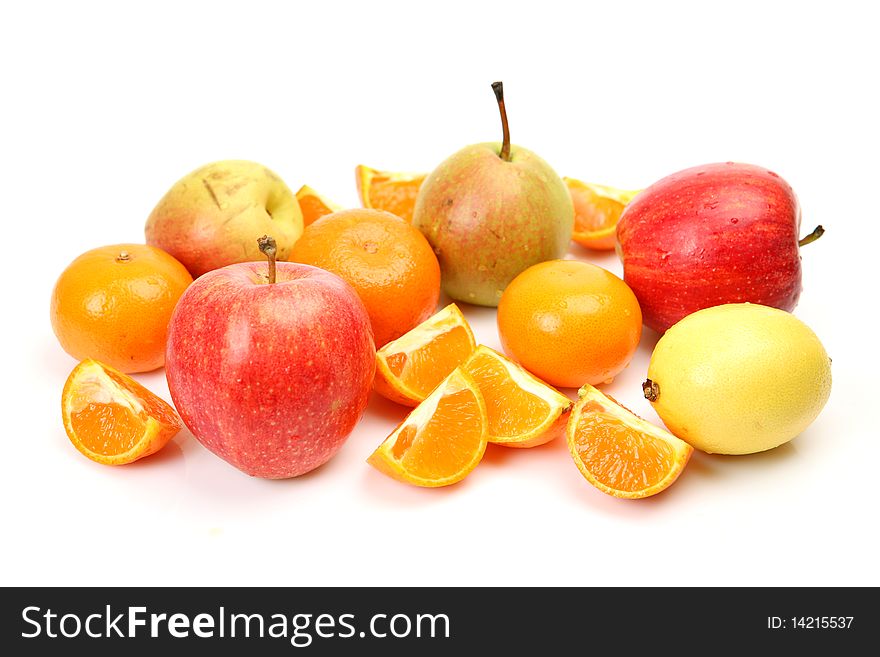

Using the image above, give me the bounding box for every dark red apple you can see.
[616,162,823,333]
[165,236,375,479]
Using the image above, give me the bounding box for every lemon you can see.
[644,303,831,455]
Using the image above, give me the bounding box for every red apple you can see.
[165,237,375,479]
[616,162,823,333]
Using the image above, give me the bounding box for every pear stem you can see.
[798,225,824,247]
[491,81,511,162]
[257,235,277,284]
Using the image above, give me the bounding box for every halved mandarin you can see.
[374,304,476,406]
[295,184,343,226]
[567,384,693,499]
[564,178,640,250]
[462,345,571,448]
[61,359,182,465]
[367,368,487,487]
[355,165,426,223]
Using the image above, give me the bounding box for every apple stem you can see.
[798,225,825,247]
[642,379,660,402]
[257,235,277,284]
[491,81,511,162]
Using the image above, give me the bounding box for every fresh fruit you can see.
[497,260,642,388]
[61,359,182,465]
[412,82,574,307]
[567,384,693,499]
[374,304,476,406]
[290,209,441,347]
[616,161,824,333]
[355,165,426,223]
[50,244,193,373]
[565,178,639,250]
[296,184,343,226]
[145,160,303,277]
[165,236,375,478]
[367,368,487,487]
[644,303,831,455]
[462,345,571,448]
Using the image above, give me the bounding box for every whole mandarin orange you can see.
[50,244,192,373]
[497,260,642,388]
[290,209,441,347]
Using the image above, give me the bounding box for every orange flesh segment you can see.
[62,359,181,463]
[357,166,426,223]
[369,369,488,487]
[392,387,484,480]
[468,351,546,436]
[573,192,622,233]
[567,386,692,498]
[69,401,145,456]
[572,401,677,492]
[296,185,342,226]
[565,179,639,250]
[384,324,474,399]
[375,304,476,405]
[103,368,178,422]
[462,346,570,446]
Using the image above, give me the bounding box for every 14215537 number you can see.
[767,617,854,630]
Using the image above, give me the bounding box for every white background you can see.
[2,0,878,586]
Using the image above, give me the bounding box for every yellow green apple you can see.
[145,160,303,277]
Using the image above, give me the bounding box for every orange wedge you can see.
[355,165,426,223]
[374,303,476,406]
[462,345,571,448]
[367,368,487,487]
[61,359,182,465]
[295,184,343,226]
[564,178,640,250]
[567,384,692,499]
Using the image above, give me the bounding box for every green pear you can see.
[413,82,574,307]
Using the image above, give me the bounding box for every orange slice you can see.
[295,184,343,226]
[462,345,571,448]
[564,178,640,250]
[374,303,476,406]
[355,165,426,223]
[61,359,182,465]
[367,368,488,487]
[567,384,692,499]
